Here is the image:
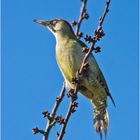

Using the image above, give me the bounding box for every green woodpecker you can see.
[34,18,115,139]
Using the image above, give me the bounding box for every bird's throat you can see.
[55,30,76,47]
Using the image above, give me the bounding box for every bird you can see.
[33,18,115,140]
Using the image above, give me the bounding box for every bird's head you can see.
[33,18,76,39]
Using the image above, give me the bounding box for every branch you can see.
[42,82,65,140]
[99,0,111,27]
[57,101,78,140]
[79,0,111,72]
[32,82,65,140]
[74,0,88,37]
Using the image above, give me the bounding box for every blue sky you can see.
[2,0,139,140]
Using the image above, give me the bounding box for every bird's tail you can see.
[93,109,109,140]
[90,97,109,140]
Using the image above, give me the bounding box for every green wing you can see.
[77,39,115,106]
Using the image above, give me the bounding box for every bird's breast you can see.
[56,44,83,83]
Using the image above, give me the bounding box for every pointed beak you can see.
[33,19,50,27]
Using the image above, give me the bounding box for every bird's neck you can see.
[55,30,76,47]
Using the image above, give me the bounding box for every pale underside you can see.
[56,38,108,108]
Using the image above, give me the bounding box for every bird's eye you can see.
[50,20,57,26]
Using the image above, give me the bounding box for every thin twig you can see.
[57,102,75,140]
[99,0,111,27]
[75,0,88,36]
[32,127,45,135]
[43,82,65,140]
[80,0,111,74]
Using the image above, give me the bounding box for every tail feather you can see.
[94,110,109,140]
[99,132,102,140]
